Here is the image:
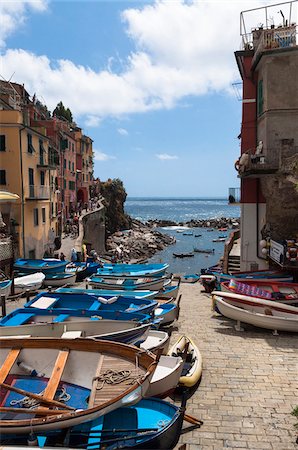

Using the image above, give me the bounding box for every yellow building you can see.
[0,108,59,259]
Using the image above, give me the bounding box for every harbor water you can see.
[125,198,240,274]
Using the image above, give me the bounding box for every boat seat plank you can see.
[88,355,105,407]
[61,331,82,339]
[0,349,21,383]
[43,350,69,401]
[89,301,100,311]
[1,313,35,326]
[29,297,58,309]
[53,314,70,323]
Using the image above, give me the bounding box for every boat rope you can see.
[157,419,170,428]
[10,387,71,409]
[94,369,141,391]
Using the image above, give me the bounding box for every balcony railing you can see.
[26,185,50,200]
[252,25,297,64]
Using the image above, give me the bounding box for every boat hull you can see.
[14,259,68,274]
[43,273,77,287]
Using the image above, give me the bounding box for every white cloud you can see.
[118,128,129,136]
[0,0,279,120]
[0,0,47,48]
[85,115,101,127]
[156,153,178,161]
[93,149,116,161]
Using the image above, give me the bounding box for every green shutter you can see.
[257,80,263,116]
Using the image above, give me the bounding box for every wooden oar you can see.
[184,413,203,426]
[0,382,75,410]
[0,406,72,416]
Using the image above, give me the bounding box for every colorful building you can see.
[235,2,298,272]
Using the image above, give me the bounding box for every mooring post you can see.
[1,295,7,317]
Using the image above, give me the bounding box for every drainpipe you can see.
[19,126,26,257]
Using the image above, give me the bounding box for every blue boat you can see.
[13,398,184,449]
[216,270,293,283]
[0,279,12,298]
[66,261,101,281]
[43,272,77,287]
[56,287,158,299]
[14,258,68,274]
[97,263,169,278]
[24,292,158,315]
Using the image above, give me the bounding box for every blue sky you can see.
[1,0,291,197]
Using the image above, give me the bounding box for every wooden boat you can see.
[0,307,154,328]
[215,296,298,333]
[40,398,185,450]
[25,292,158,315]
[168,335,203,388]
[180,274,200,283]
[0,337,157,434]
[13,273,45,294]
[14,259,68,274]
[217,269,293,283]
[43,273,77,287]
[173,252,194,258]
[0,312,151,346]
[88,275,170,291]
[0,280,12,299]
[140,330,170,354]
[193,248,214,254]
[145,355,184,398]
[220,279,298,305]
[65,262,101,281]
[154,303,179,325]
[57,287,158,300]
[212,291,298,316]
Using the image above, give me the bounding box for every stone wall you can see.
[82,208,106,254]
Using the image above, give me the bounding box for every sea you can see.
[125,198,240,275]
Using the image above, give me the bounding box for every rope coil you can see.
[10,387,71,409]
[94,369,142,391]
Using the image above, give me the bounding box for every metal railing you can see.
[27,185,50,199]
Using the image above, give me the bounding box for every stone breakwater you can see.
[146,216,240,229]
[105,220,176,262]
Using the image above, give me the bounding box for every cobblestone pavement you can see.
[172,283,298,450]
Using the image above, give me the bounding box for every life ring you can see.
[234,159,240,171]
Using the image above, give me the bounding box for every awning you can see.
[0,191,20,202]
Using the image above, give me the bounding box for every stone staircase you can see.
[228,255,241,273]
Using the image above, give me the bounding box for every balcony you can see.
[26,185,50,200]
[235,152,279,178]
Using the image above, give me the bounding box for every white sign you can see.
[269,240,284,265]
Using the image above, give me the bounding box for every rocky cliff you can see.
[100,178,132,235]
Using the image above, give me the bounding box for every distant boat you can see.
[212,238,226,242]
[193,248,214,254]
[194,234,202,237]
[180,274,200,283]
[183,231,193,236]
[173,252,194,258]
[14,258,68,274]
[207,228,214,232]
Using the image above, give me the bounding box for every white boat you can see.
[156,284,179,300]
[215,296,298,333]
[0,280,12,299]
[212,290,298,317]
[140,330,170,355]
[154,303,180,325]
[0,337,156,434]
[43,273,77,287]
[145,355,184,398]
[88,275,171,291]
[13,273,45,294]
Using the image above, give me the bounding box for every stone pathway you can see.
[172,283,298,449]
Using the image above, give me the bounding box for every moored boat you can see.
[0,280,12,299]
[13,273,45,294]
[180,274,200,283]
[14,259,68,274]
[57,287,158,299]
[43,273,77,287]
[154,303,179,325]
[215,296,298,333]
[145,355,184,398]
[216,269,293,283]
[156,284,179,299]
[140,330,170,354]
[193,248,214,254]
[88,275,170,291]
[168,335,203,388]
[65,262,102,281]
[0,337,157,434]
[173,252,194,258]
[96,264,169,279]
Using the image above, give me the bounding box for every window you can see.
[64,179,66,189]
[69,181,75,190]
[51,202,54,216]
[68,161,71,170]
[0,135,5,151]
[33,208,39,226]
[39,139,45,164]
[72,143,74,152]
[55,203,58,216]
[64,159,66,169]
[257,79,263,116]
[72,162,74,172]
[27,134,34,153]
[40,171,45,186]
[42,207,46,223]
[0,170,6,185]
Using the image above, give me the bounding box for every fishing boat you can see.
[88,275,170,291]
[154,303,179,325]
[57,287,158,299]
[220,279,298,305]
[0,307,154,328]
[14,259,68,274]
[0,280,12,299]
[211,291,298,316]
[215,296,298,333]
[173,252,194,258]
[13,273,45,294]
[0,337,157,434]
[43,273,77,287]
[193,248,215,254]
[65,262,101,281]
[39,397,185,450]
[145,355,184,398]
[168,335,203,388]
[216,269,293,283]
[25,292,158,315]
[140,330,170,354]
[0,312,151,345]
